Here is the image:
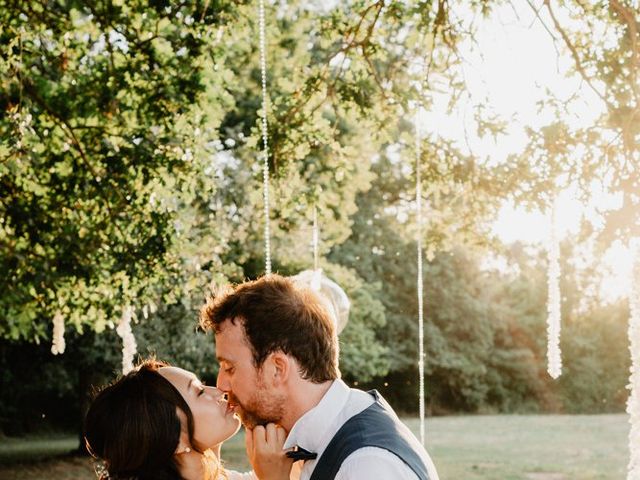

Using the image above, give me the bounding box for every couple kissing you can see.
[84,274,440,480]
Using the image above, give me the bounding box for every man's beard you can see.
[229,389,285,429]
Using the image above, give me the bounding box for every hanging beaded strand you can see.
[51,310,65,355]
[546,199,562,379]
[18,27,22,106]
[258,0,272,275]
[15,26,32,151]
[313,204,319,271]
[415,110,426,446]
[116,305,137,374]
[627,241,640,480]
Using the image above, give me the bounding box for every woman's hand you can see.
[245,423,293,480]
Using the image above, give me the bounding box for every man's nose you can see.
[216,371,230,391]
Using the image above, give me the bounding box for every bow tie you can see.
[286,446,318,462]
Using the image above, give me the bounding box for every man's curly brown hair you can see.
[200,274,340,383]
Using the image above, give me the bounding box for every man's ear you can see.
[268,350,290,385]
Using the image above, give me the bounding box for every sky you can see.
[423,3,632,300]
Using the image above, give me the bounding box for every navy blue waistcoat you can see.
[309,390,432,480]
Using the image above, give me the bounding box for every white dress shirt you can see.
[283,380,440,480]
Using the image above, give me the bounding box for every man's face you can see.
[214,319,285,428]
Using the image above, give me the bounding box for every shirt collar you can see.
[283,379,350,452]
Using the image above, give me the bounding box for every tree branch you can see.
[21,80,128,238]
[523,0,560,59]
[273,1,386,162]
[609,0,640,129]
[543,0,610,107]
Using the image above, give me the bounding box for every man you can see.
[200,274,439,480]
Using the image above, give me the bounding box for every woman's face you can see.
[158,367,241,450]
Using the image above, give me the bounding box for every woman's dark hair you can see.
[84,359,196,480]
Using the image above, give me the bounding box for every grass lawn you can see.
[0,414,628,480]
[411,414,628,480]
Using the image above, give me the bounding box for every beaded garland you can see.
[627,242,640,480]
[415,111,426,446]
[51,310,66,355]
[116,305,137,375]
[258,0,272,275]
[546,202,562,379]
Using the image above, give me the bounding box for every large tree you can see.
[0,1,246,340]
[0,0,508,346]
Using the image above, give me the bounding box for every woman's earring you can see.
[184,447,191,454]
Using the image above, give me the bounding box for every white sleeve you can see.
[334,447,420,480]
[226,470,258,480]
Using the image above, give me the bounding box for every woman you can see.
[84,358,292,480]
